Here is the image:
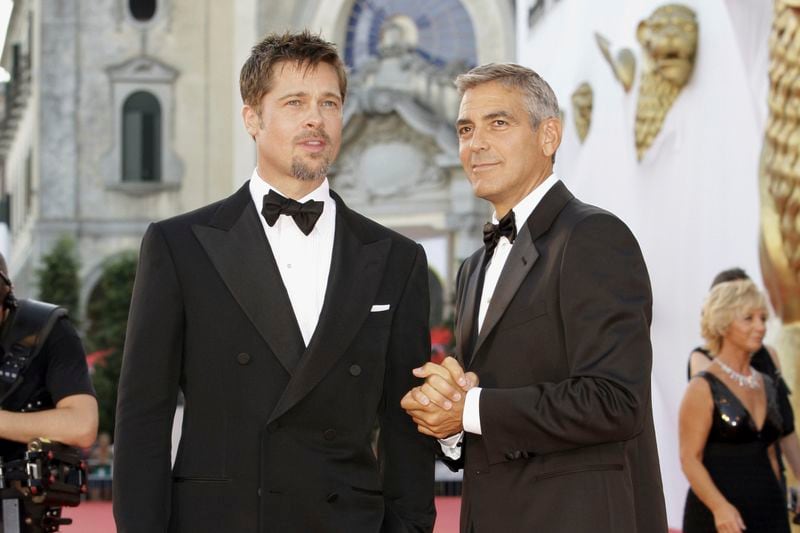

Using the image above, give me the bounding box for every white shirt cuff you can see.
[438,432,464,460]
[463,387,482,435]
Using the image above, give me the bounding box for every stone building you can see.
[0,0,513,322]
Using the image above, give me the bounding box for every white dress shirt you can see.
[440,174,559,459]
[249,169,336,346]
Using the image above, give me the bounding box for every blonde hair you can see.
[700,279,767,353]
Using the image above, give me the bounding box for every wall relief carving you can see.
[634,4,698,161]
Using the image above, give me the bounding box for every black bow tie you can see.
[483,210,517,257]
[261,189,324,236]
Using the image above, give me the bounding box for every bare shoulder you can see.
[688,350,713,377]
[682,375,713,409]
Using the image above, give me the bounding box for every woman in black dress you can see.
[687,268,800,499]
[680,279,789,532]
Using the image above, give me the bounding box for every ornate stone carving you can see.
[333,35,461,205]
[595,33,636,92]
[332,112,447,200]
[571,82,593,143]
[634,4,698,161]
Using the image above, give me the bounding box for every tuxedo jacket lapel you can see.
[472,228,538,359]
[268,192,391,424]
[470,181,574,362]
[192,184,305,375]
[457,251,484,367]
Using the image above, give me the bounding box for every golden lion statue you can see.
[760,0,800,428]
[571,83,593,143]
[634,4,698,161]
[761,0,800,324]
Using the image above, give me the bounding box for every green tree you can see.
[36,236,81,318]
[86,252,137,438]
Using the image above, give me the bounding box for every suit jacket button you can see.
[323,429,337,441]
[326,492,339,503]
[236,352,251,365]
[349,364,362,376]
[505,451,515,461]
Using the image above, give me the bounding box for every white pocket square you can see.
[370,304,391,312]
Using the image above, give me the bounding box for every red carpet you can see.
[57,498,464,533]
[434,496,460,532]
[60,501,114,533]
[56,499,684,532]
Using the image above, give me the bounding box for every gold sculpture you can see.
[760,0,800,396]
[595,33,636,92]
[571,83,593,143]
[634,4,698,161]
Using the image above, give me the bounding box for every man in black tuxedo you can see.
[402,63,667,532]
[113,31,435,533]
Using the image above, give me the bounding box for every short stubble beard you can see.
[291,155,330,181]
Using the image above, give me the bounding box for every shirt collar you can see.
[492,173,560,226]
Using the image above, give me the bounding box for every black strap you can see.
[0,300,66,407]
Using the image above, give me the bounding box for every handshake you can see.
[400,356,479,439]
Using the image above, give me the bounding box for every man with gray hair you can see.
[402,63,667,532]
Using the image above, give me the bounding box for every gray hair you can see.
[455,63,560,130]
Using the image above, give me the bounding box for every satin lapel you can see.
[456,252,484,367]
[267,204,391,424]
[471,180,574,360]
[192,198,305,375]
[472,226,538,359]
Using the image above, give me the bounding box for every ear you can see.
[242,104,260,139]
[539,117,562,159]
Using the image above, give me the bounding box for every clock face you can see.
[344,0,478,71]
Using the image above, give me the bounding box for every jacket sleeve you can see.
[113,223,184,532]
[437,257,469,472]
[479,213,654,461]
[380,243,437,532]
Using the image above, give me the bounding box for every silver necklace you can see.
[713,359,760,389]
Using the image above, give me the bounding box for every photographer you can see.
[0,252,97,529]
[0,253,96,457]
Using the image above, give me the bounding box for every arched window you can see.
[129,0,156,21]
[122,91,161,182]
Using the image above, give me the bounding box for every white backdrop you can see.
[517,0,773,527]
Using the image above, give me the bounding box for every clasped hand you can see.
[400,356,478,439]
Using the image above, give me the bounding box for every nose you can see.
[304,105,323,129]
[469,128,489,152]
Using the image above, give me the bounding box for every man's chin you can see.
[470,180,495,201]
[291,158,330,181]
